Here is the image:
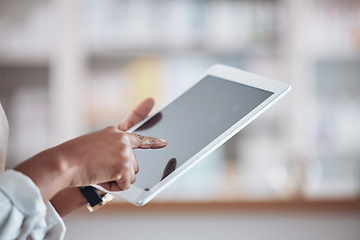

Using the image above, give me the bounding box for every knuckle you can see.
[119,180,131,190]
[122,162,132,172]
[119,148,133,162]
[136,134,145,141]
[111,171,122,181]
[149,137,159,147]
[120,158,134,173]
[118,132,130,143]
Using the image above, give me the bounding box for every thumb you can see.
[126,132,167,149]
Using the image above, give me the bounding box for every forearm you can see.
[15,148,98,218]
[14,147,72,203]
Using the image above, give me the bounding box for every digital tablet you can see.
[95,64,291,206]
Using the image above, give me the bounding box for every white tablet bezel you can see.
[94,64,291,206]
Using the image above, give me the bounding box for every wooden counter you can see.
[76,198,360,215]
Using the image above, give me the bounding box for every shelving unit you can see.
[0,0,359,200]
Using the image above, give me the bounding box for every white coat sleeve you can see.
[0,170,66,240]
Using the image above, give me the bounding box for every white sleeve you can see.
[0,170,66,240]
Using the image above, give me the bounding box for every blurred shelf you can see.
[0,48,282,68]
[88,48,282,67]
[89,46,281,57]
[316,54,360,62]
[0,56,49,67]
[75,198,360,215]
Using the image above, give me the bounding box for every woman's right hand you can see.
[15,126,167,202]
[48,98,164,217]
[57,126,167,191]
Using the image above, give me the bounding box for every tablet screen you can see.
[133,75,273,190]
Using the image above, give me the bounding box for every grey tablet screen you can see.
[133,75,273,190]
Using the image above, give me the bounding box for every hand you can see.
[65,97,166,191]
[50,98,161,217]
[58,126,167,191]
[15,98,167,202]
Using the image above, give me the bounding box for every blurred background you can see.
[0,0,359,239]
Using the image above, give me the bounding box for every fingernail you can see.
[152,138,167,148]
[158,138,167,145]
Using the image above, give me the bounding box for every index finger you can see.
[126,132,167,149]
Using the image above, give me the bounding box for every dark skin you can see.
[14,98,167,217]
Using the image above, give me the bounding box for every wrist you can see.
[14,147,73,202]
[51,187,88,218]
[78,186,114,212]
[47,147,74,188]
